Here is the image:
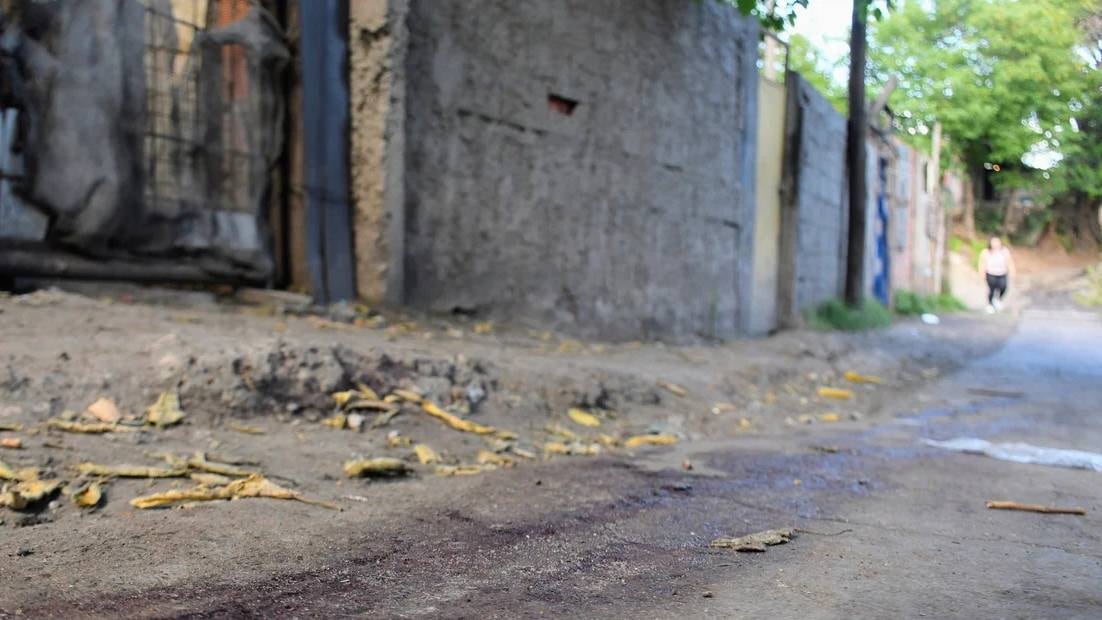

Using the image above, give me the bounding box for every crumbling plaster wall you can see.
[396,0,759,341]
[348,0,407,304]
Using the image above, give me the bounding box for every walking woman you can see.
[978,237,1015,313]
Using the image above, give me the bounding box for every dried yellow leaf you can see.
[596,434,619,448]
[146,391,185,428]
[355,382,381,401]
[46,419,122,434]
[0,423,23,432]
[543,441,601,456]
[0,479,60,509]
[737,417,753,430]
[476,450,514,467]
[130,474,339,510]
[343,457,410,478]
[391,389,423,403]
[77,463,186,478]
[817,387,854,400]
[86,397,122,423]
[657,380,688,397]
[543,441,569,455]
[472,321,494,335]
[624,434,678,448]
[511,447,538,460]
[567,408,601,428]
[421,401,497,435]
[435,464,494,476]
[228,423,266,435]
[321,414,347,429]
[544,423,579,441]
[413,444,441,465]
[186,453,255,477]
[844,371,883,385]
[72,482,103,508]
[332,390,359,408]
[818,413,841,423]
[346,399,401,413]
[0,460,14,480]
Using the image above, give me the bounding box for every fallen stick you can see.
[967,388,1025,399]
[985,500,1086,515]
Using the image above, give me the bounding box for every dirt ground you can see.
[0,274,1090,618]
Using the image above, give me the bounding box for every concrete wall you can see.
[778,73,848,325]
[748,77,786,335]
[398,0,759,341]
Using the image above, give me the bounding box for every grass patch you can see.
[893,290,967,316]
[806,299,892,332]
[1073,264,1102,308]
[949,236,989,269]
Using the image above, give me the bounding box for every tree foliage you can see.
[1048,7,1102,202]
[870,0,1091,178]
[720,0,892,32]
[786,33,848,113]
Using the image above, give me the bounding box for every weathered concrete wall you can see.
[348,0,408,305]
[749,76,786,335]
[778,73,848,325]
[400,0,759,340]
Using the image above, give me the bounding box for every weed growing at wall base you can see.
[806,299,892,332]
[893,290,966,316]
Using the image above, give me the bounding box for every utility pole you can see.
[844,0,869,307]
[930,121,946,292]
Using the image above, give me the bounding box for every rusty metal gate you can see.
[0,0,288,284]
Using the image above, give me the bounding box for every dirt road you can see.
[1,287,1099,618]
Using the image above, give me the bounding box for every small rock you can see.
[465,382,486,406]
[16,547,33,557]
[327,301,357,323]
[703,591,714,599]
[347,413,366,431]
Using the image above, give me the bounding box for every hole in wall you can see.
[547,94,579,116]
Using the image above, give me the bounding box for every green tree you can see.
[719,1,891,32]
[786,33,848,112]
[1044,7,1102,246]
[870,0,1091,237]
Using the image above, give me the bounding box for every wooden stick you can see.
[986,500,1086,516]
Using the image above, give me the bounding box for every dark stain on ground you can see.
[22,448,880,618]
